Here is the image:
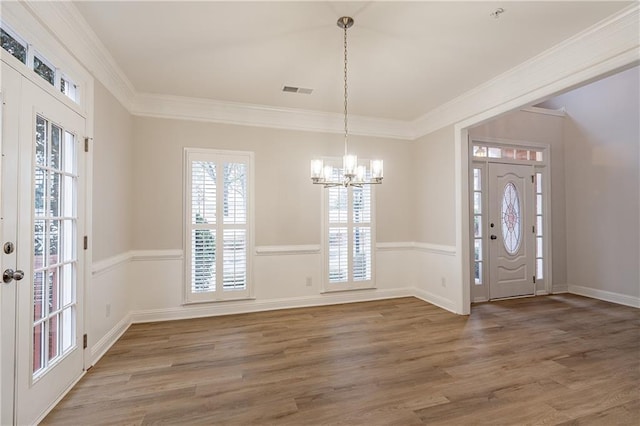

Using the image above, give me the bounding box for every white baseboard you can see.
[552,283,569,293]
[413,288,458,314]
[90,314,132,365]
[569,284,640,308]
[130,288,415,323]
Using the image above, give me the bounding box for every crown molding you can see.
[18,2,638,141]
[412,4,640,138]
[131,93,415,140]
[520,106,566,117]
[22,1,136,111]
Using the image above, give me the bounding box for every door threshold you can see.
[488,293,537,302]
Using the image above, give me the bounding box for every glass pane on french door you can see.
[32,115,77,378]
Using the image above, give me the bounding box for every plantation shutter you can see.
[186,150,252,302]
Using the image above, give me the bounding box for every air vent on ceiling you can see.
[282,85,313,95]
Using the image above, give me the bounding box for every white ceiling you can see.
[73,1,631,121]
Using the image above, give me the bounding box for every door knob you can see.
[3,269,24,283]
[490,235,497,240]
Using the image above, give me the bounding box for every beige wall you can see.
[412,125,456,246]
[541,66,639,298]
[132,117,414,249]
[92,80,134,261]
[469,109,567,286]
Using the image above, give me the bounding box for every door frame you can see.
[0,13,94,421]
[468,137,552,303]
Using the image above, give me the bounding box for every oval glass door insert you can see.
[501,181,521,255]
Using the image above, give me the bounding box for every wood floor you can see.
[43,295,639,425]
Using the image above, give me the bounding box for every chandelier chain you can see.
[343,23,348,157]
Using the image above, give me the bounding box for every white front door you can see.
[488,163,535,299]
[1,62,86,425]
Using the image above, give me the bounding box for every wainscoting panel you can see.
[89,253,133,365]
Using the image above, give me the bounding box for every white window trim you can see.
[183,148,255,304]
[321,158,377,293]
[469,137,552,301]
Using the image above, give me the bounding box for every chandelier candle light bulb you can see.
[310,16,383,188]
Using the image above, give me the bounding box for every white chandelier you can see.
[310,16,383,188]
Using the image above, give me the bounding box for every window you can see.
[323,165,375,291]
[0,21,79,104]
[33,54,55,86]
[1,26,27,63]
[185,149,253,302]
[33,115,78,377]
[535,172,544,280]
[473,167,483,285]
[473,144,543,162]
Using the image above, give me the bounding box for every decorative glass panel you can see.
[61,77,78,102]
[473,146,487,157]
[473,168,481,191]
[61,264,74,306]
[515,149,529,160]
[62,308,74,352]
[51,125,61,170]
[488,147,501,158]
[536,194,543,215]
[536,173,543,193]
[474,239,482,261]
[537,216,543,236]
[35,116,47,166]
[474,215,482,238]
[502,148,515,159]
[474,192,482,215]
[33,322,44,374]
[537,237,543,258]
[1,27,26,63]
[537,259,544,279]
[63,131,76,174]
[475,261,483,285]
[48,314,59,360]
[501,182,521,255]
[33,271,45,321]
[34,55,55,86]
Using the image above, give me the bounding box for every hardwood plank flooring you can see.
[42,295,640,425]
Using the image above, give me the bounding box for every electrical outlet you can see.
[305,277,312,287]
[106,303,111,318]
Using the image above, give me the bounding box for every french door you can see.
[487,163,535,299]
[1,62,85,425]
